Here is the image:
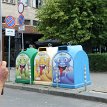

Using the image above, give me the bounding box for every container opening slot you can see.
[39,48,46,51]
[58,47,67,51]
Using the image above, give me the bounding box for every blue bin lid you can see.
[58,45,84,59]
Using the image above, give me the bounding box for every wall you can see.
[2,1,38,25]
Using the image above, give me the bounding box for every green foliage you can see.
[36,0,107,44]
[88,53,107,72]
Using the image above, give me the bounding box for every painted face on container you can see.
[16,54,30,80]
[34,51,52,81]
[53,52,74,84]
[54,57,71,75]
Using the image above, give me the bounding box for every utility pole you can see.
[0,0,2,61]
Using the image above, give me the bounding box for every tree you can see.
[36,0,107,45]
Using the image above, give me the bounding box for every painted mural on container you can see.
[53,52,74,84]
[34,52,52,81]
[16,54,30,80]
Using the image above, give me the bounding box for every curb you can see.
[5,83,107,104]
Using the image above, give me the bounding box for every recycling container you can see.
[15,48,38,84]
[52,45,91,88]
[34,47,58,85]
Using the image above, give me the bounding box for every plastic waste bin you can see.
[52,45,91,88]
[34,47,57,85]
[15,48,38,84]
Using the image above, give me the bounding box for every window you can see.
[2,17,5,23]
[10,0,15,4]
[18,0,29,6]
[33,20,38,26]
[32,0,42,8]
[2,0,8,2]
[2,0,15,4]
[25,19,31,25]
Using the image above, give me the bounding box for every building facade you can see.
[2,0,43,66]
[2,0,42,26]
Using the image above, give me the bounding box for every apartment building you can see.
[2,0,43,66]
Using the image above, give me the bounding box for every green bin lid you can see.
[19,48,38,58]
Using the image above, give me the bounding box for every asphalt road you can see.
[0,88,107,107]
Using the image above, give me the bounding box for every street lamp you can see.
[0,0,2,61]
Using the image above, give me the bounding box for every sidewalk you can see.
[5,68,107,103]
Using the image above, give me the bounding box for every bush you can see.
[88,53,107,72]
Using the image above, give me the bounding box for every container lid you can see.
[20,48,38,58]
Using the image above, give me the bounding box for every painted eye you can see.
[64,58,68,62]
[57,58,61,62]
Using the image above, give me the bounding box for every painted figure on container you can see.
[34,52,52,81]
[53,52,74,84]
[16,54,30,80]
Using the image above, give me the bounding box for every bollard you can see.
[56,71,59,88]
[84,65,87,91]
[30,72,32,84]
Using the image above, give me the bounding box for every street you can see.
[0,88,107,107]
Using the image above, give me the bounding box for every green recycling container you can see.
[15,48,38,84]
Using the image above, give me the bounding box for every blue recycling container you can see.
[52,45,91,88]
